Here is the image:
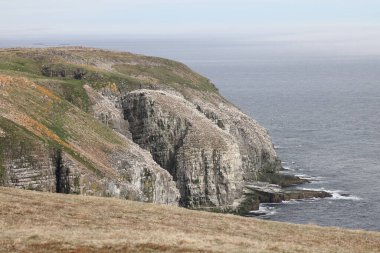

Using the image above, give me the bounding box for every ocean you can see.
[5,38,380,231]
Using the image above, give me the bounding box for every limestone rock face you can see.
[1,141,56,192]
[0,128,179,205]
[84,85,131,138]
[186,91,282,178]
[123,90,280,210]
[108,141,180,205]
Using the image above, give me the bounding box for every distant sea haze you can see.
[6,38,380,231]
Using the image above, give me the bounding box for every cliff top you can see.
[0,47,218,97]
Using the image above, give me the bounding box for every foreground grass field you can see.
[0,188,379,253]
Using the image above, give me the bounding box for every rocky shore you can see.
[241,181,331,215]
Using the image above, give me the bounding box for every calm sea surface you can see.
[5,39,380,231]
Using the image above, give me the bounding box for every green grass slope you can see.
[0,47,217,102]
[0,74,123,177]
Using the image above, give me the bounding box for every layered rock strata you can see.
[122,90,303,212]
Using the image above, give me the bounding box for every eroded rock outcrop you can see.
[0,125,179,204]
[0,125,179,205]
[122,89,286,211]
[123,90,244,209]
[185,90,282,178]
[84,84,131,138]
[240,182,332,215]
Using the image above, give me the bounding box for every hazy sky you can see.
[1,0,380,55]
[1,0,380,36]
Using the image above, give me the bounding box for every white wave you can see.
[295,174,323,181]
[282,161,297,165]
[295,173,313,179]
[283,166,294,171]
[296,187,326,191]
[249,205,277,216]
[281,199,300,204]
[328,190,362,201]
[275,145,302,149]
[310,176,324,181]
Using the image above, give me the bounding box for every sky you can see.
[1,0,380,55]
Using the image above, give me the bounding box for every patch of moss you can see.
[0,157,5,185]
[40,63,86,80]
[0,57,41,75]
[257,172,309,187]
[73,175,81,194]
[51,79,90,112]
[141,168,154,202]
[63,147,103,177]
[0,117,37,152]
[114,63,217,93]
[192,178,200,184]
[32,80,90,113]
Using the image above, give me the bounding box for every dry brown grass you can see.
[0,187,379,253]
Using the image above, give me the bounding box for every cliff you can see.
[0,47,325,213]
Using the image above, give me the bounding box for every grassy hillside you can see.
[0,75,122,177]
[0,187,379,253]
[0,47,217,102]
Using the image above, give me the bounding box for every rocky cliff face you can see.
[186,91,282,177]
[122,89,282,211]
[77,67,283,212]
[84,84,131,138]
[0,47,321,215]
[123,90,244,209]
[0,75,179,205]
[0,118,179,205]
